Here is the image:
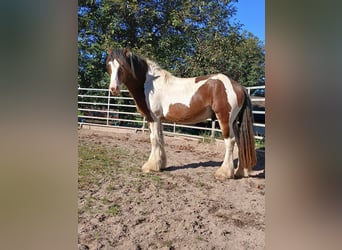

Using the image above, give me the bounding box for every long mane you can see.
[145,58,174,84]
[107,48,147,79]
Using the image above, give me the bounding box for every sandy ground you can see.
[78,126,265,250]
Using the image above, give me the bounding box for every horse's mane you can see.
[145,58,173,82]
[108,48,148,78]
[145,59,162,75]
[108,48,173,82]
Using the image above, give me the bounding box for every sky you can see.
[234,0,265,42]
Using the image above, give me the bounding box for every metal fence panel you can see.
[78,86,265,140]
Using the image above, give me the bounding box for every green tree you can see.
[184,29,265,85]
[78,0,264,88]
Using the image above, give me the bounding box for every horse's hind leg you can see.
[215,136,235,180]
[214,115,235,180]
[235,163,250,178]
[142,121,167,172]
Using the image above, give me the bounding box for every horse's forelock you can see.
[109,49,134,76]
[107,48,148,81]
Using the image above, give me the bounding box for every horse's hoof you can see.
[215,173,227,181]
[215,168,234,180]
[142,161,161,172]
[141,167,151,173]
[234,168,250,178]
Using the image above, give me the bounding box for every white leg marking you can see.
[142,121,167,172]
[234,166,250,178]
[234,158,251,178]
[215,137,235,180]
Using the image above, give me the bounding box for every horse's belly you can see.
[162,103,212,124]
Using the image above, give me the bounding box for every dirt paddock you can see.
[78,126,265,250]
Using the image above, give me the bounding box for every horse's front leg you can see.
[142,121,167,172]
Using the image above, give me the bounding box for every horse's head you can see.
[106,48,129,95]
[106,48,140,95]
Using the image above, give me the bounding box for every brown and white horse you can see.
[106,48,256,179]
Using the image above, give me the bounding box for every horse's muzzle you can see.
[110,86,120,95]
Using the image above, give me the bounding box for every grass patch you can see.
[151,175,162,186]
[163,240,174,249]
[101,197,111,205]
[78,138,171,216]
[140,173,163,187]
[198,131,214,143]
[198,130,222,143]
[78,142,141,191]
[79,196,96,215]
[106,204,121,216]
[255,138,265,149]
[79,145,117,187]
[106,184,118,191]
[196,236,209,242]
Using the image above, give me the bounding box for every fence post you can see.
[142,117,146,132]
[211,120,215,140]
[106,90,111,126]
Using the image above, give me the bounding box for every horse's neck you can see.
[125,78,144,94]
[125,76,154,121]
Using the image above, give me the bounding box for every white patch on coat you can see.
[144,60,212,118]
[108,59,120,91]
[144,60,240,126]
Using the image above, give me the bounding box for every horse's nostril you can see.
[110,86,119,95]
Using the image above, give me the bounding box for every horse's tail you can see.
[233,88,257,172]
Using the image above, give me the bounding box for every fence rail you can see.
[78,86,265,141]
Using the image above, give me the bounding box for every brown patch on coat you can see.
[208,79,231,138]
[164,79,232,138]
[163,103,213,124]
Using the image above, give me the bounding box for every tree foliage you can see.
[78,0,265,88]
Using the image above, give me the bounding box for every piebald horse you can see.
[106,48,257,179]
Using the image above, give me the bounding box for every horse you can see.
[106,48,257,179]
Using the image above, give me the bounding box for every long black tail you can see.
[233,89,257,171]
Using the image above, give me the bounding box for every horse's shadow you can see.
[164,160,222,172]
[252,149,265,178]
[163,150,265,179]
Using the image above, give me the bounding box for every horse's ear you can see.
[124,48,132,57]
[107,47,113,55]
